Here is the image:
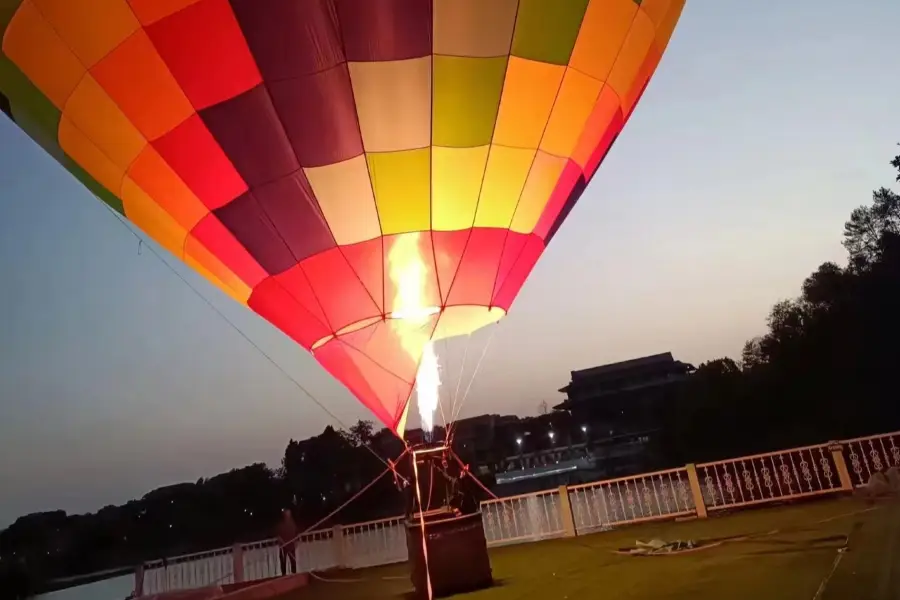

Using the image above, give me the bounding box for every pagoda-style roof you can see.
[554,352,693,410]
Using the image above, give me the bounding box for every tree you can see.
[800,262,846,308]
[890,144,899,180]
[660,358,748,463]
[843,187,900,269]
[662,145,900,463]
[348,420,374,447]
[0,419,413,592]
[280,424,406,527]
[740,337,766,370]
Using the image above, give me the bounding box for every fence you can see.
[568,466,696,533]
[139,517,409,596]
[135,430,900,597]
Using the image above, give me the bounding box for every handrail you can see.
[840,431,900,445]
[145,513,410,569]
[696,441,832,467]
[342,514,406,530]
[143,545,233,568]
[567,466,689,491]
[480,486,561,505]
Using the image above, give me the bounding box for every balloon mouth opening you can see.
[388,306,441,321]
[307,304,506,435]
[309,305,506,352]
[309,308,444,351]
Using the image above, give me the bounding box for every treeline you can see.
[0,423,407,596]
[0,413,544,597]
[660,147,900,464]
[0,416,514,597]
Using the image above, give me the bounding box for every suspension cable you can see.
[100,203,400,474]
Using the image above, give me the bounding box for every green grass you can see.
[278,498,899,600]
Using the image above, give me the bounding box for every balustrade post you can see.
[231,544,244,583]
[332,525,348,568]
[133,564,144,598]
[828,443,855,491]
[557,486,577,537]
[685,464,708,518]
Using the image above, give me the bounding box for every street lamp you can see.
[548,431,555,443]
[581,425,587,434]
[516,437,523,446]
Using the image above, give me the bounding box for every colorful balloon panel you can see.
[0,0,685,435]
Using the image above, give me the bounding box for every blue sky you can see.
[1,1,898,525]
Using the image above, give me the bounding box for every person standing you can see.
[275,509,298,576]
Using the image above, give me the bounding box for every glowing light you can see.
[387,232,441,433]
[416,340,441,433]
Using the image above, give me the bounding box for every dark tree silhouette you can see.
[349,420,375,447]
[890,145,900,181]
[659,147,900,463]
[843,187,900,269]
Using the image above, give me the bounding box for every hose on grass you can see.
[603,505,877,557]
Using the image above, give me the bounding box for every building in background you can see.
[388,353,695,497]
[552,352,694,477]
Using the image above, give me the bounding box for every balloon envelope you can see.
[0,0,684,435]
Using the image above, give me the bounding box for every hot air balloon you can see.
[0,0,684,438]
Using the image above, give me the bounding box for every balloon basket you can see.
[405,446,493,598]
[405,511,493,599]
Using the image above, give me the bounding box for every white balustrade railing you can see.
[841,432,900,487]
[139,517,409,596]
[240,539,280,582]
[135,429,900,597]
[142,546,233,595]
[696,443,844,511]
[569,467,694,533]
[481,488,565,546]
[296,528,337,573]
[341,516,408,568]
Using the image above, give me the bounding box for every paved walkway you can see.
[821,499,900,600]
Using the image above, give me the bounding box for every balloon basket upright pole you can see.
[405,446,493,599]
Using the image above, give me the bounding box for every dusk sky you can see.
[1,1,898,526]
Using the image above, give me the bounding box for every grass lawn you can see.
[277,497,899,600]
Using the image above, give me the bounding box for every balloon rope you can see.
[449,323,499,437]
[202,448,410,587]
[436,339,450,431]
[100,203,403,477]
[427,461,435,512]
[412,453,434,600]
[447,335,471,433]
[282,445,411,548]
[451,450,499,501]
[437,387,449,432]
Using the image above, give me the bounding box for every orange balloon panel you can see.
[0,0,685,435]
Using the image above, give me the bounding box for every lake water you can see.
[37,574,134,600]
